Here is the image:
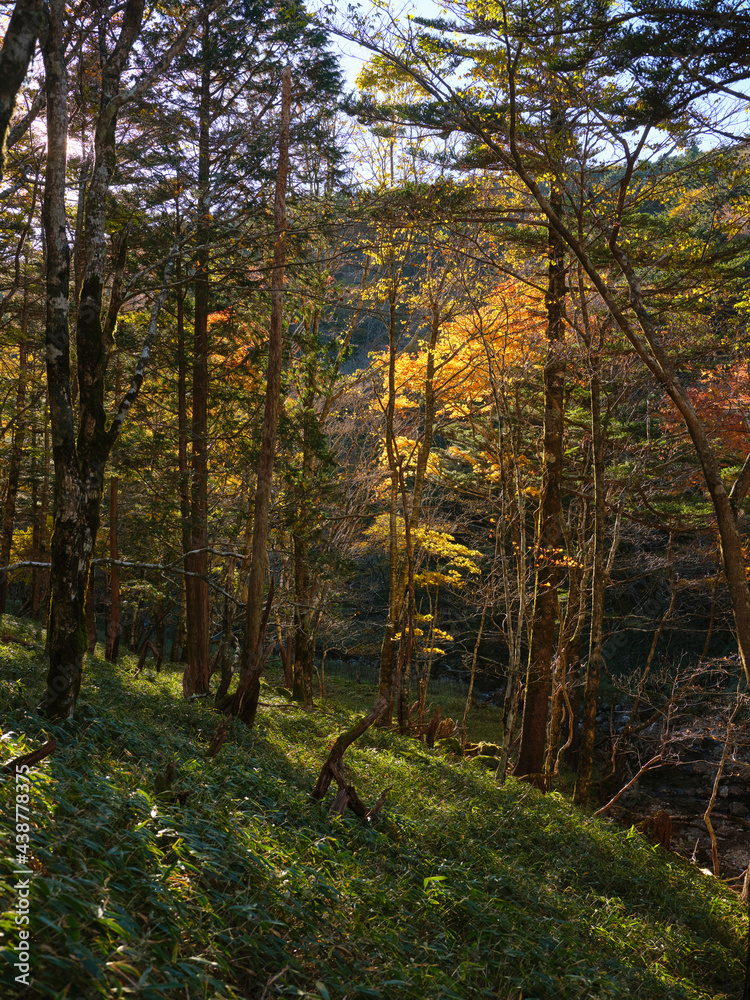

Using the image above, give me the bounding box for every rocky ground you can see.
[604,700,750,880]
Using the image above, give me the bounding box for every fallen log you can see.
[2,738,58,775]
[312,697,391,822]
[0,633,39,650]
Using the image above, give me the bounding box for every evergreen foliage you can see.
[0,4,749,993]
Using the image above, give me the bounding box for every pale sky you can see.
[326,0,446,90]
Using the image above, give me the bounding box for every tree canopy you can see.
[0,2,749,991]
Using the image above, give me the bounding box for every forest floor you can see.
[0,615,747,1000]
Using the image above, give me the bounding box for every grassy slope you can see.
[0,616,746,1000]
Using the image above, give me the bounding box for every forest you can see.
[0,0,749,997]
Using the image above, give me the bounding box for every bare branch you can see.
[594,755,663,817]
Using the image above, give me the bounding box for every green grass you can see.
[318,664,504,745]
[0,615,746,1000]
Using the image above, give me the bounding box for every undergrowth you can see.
[0,615,746,1000]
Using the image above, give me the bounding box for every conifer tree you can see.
[38,0,218,718]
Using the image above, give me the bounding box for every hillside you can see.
[0,617,746,1000]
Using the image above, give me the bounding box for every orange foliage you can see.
[206,310,266,392]
[660,362,750,457]
[373,281,545,419]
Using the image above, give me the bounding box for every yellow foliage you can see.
[432,627,454,643]
[363,516,482,590]
[371,281,545,421]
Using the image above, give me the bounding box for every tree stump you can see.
[642,809,673,850]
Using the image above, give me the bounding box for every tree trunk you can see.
[495,391,529,782]
[377,287,402,726]
[312,696,388,801]
[154,608,165,670]
[214,557,235,704]
[0,0,47,179]
[30,418,50,620]
[170,579,186,663]
[503,135,750,689]
[575,356,605,806]
[85,569,97,652]
[513,173,566,788]
[0,329,28,616]
[39,0,82,718]
[290,309,328,710]
[545,651,567,779]
[232,66,292,727]
[40,0,167,718]
[292,532,314,709]
[376,504,403,726]
[183,15,211,698]
[43,473,97,717]
[173,242,189,667]
[105,475,120,661]
[377,271,441,726]
[548,507,588,778]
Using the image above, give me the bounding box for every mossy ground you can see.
[0,615,746,1000]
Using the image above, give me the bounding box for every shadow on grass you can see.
[0,637,745,1000]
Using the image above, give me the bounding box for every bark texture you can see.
[40,0,80,718]
[0,0,47,179]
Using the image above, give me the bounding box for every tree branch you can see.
[729,451,750,512]
[593,755,663,816]
[108,0,223,115]
[106,243,178,448]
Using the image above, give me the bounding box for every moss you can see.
[74,619,88,656]
[468,753,501,769]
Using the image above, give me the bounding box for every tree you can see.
[0,145,41,616]
[38,0,216,718]
[130,1,343,703]
[0,0,46,179]
[227,64,292,726]
[334,0,750,747]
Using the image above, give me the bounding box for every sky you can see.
[324,0,749,157]
[325,0,446,91]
